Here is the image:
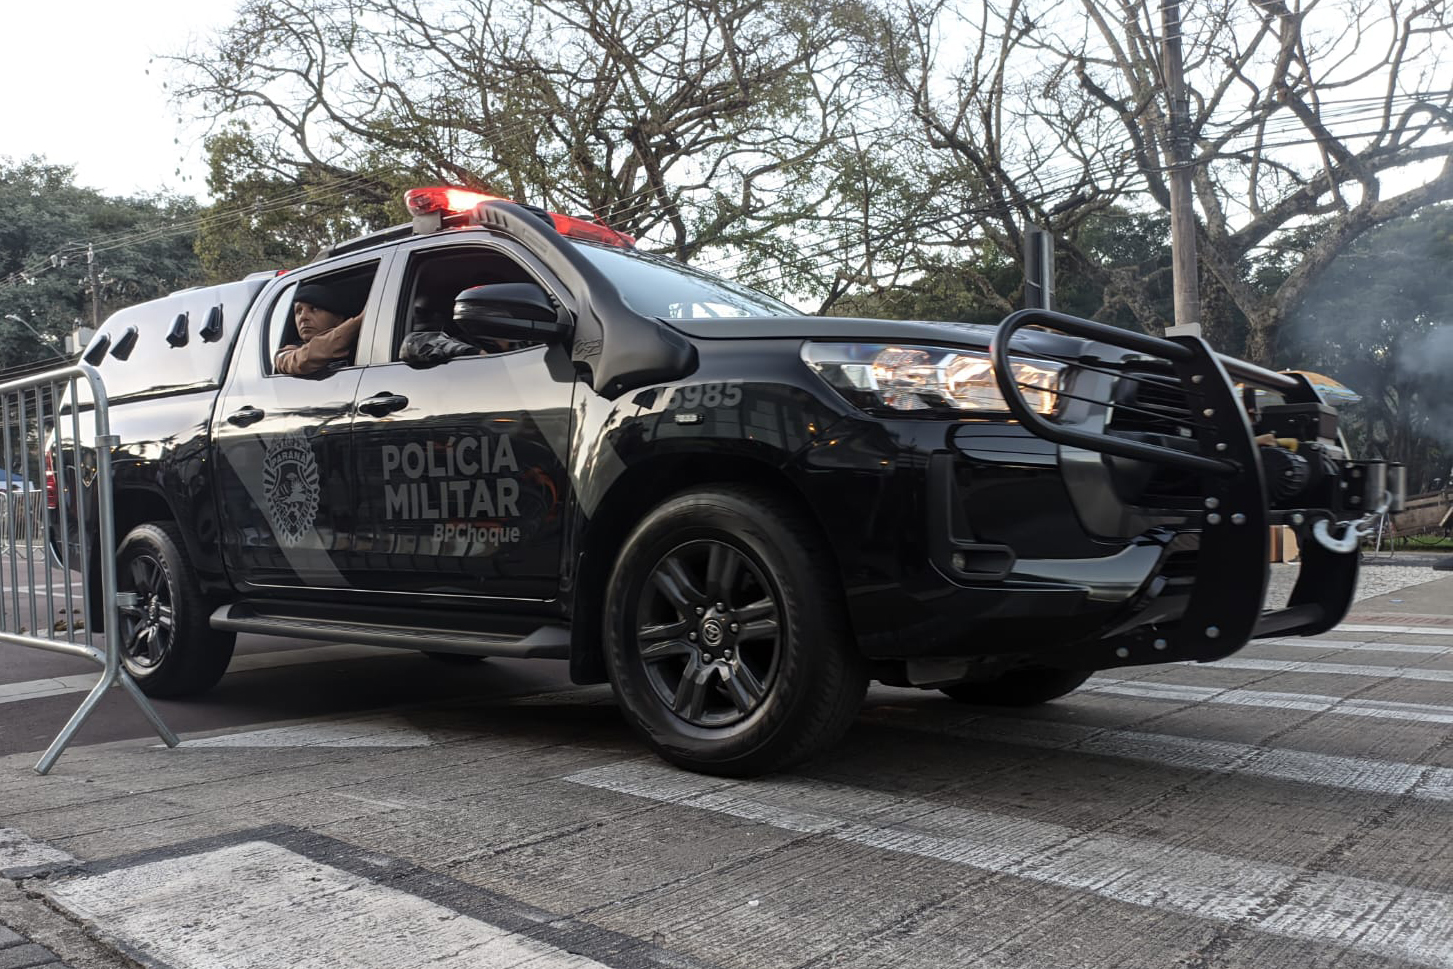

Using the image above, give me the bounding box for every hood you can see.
[662,315,1114,362]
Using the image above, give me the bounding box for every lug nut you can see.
[1115,647,1130,658]
[1207,513,1222,525]
[696,606,704,615]
[716,602,726,611]
[1231,513,1247,525]
[1205,497,1220,509]
[1205,626,1221,639]
[701,653,713,662]
[724,649,733,659]
[689,632,697,641]
[1153,638,1168,651]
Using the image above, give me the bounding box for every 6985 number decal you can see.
[662,382,743,410]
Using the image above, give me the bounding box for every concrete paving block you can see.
[0,943,57,969]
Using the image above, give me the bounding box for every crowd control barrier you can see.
[0,364,177,774]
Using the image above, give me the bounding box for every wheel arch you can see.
[111,486,178,541]
[566,451,846,685]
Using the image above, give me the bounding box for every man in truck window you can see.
[274,281,363,376]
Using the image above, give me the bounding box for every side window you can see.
[265,261,380,376]
[393,247,539,362]
[264,282,298,368]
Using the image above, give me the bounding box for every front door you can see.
[346,241,576,600]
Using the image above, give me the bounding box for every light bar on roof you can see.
[403,186,635,248]
[403,186,502,217]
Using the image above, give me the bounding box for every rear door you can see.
[344,237,577,601]
[213,255,390,591]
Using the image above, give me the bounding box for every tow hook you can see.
[1310,491,1390,554]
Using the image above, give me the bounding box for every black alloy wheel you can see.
[118,550,175,673]
[115,522,235,698]
[604,486,866,777]
[635,539,782,729]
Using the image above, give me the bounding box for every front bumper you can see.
[980,309,1404,669]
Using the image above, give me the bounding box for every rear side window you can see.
[264,262,379,376]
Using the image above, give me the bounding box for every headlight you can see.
[801,342,1063,416]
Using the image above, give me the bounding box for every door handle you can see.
[357,393,409,417]
[226,406,265,427]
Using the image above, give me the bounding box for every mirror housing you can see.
[453,282,571,344]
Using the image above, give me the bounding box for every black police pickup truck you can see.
[59,186,1402,776]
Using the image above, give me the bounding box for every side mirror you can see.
[453,282,571,344]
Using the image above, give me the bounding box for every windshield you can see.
[572,243,797,319]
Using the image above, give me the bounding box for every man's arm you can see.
[274,314,364,375]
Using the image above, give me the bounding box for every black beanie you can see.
[294,281,348,316]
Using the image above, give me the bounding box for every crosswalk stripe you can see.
[0,828,78,877]
[568,761,1453,967]
[1259,637,1452,656]
[1337,623,1453,637]
[859,709,1453,801]
[1207,657,1453,682]
[46,841,612,968]
[180,714,473,748]
[0,643,400,706]
[1082,678,1453,725]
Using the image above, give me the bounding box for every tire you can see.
[603,486,867,777]
[115,522,235,698]
[939,668,1091,706]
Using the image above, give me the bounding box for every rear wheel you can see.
[116,522,235,698]
[940,668,1091,706]
[604,486,866,777]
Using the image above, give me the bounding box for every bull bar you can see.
[990,309,1403,669]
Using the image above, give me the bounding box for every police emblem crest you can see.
[262,435,321,546]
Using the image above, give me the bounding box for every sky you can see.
[0,0,242,199]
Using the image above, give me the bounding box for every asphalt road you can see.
[2,558,1452,969]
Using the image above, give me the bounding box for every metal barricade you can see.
[0,364,177,774]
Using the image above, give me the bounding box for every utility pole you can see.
[86,244,101,331]
[1160,0,1202,339]
[1023,225,1055,311]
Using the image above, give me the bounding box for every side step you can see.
[209,603,570,659]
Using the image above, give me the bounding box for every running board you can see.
[209,603,571,659]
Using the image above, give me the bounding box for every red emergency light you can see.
[404,186,503,217]
[404,186,635,248]
[548,213,636,248]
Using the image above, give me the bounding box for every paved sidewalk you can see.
[0,925,68,969]
[0,880,130,969]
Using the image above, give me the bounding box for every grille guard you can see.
[989,309,1371,665]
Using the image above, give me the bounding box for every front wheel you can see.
[940,668,1091,706]
[115,522,235,698]
[603,486,866,777]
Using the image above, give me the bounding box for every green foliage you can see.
[1279,205,1453,490]
[0,157,203,370]
[829,210,1173,326]
[194,125,414,283]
